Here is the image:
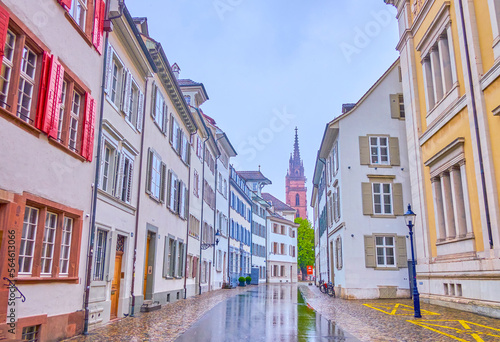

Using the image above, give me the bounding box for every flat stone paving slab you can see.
[299,284,500,342]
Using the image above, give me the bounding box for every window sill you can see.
[370,214,397,219]
[48,137,86,162]
[374,266,400,271]
[97,189,137,214]
[64,12,93,48]
[425,82,460,126]
[436,234,475,246]
[15,276,79,284]
[0,107,41,138]
[368,164,393,169]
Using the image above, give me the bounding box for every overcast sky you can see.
[126,0,400,218]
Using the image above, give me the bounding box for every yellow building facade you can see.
[386,0,500,317]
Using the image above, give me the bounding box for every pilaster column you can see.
[440,171,456,239]
[446,24,458,85]
[438,33,453,93]
[431,177,446,242]
[422,57,435,111]
[459,161,474,237]
[430,46,444,101]
[449,166,467,237]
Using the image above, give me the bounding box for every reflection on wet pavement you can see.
[175,285,359,342]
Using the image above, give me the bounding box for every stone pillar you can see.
[440,172,456,239]
[432,177,446,242]
[446,24,458,85]
[450,166,467,237]
[438,33,453,93]
[422,57,435,111]
[459,162,474,237]
[430,46,444,101]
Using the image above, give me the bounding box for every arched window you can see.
[295,194,300,206]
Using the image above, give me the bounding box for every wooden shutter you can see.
[0,6,9,58]
[57,0,72,11]
[136,91,144,132]
[362,183,373,215]
[35,52,52,130]
[104,44,113,94]
[396,236,408,268]
[92,0,105,54]
[160,162,167,203]
[169,114,174,145]
[162,103,168,133]
[150,83,157,119]
[41,56,64,139]
[121,69,131,113]
[392,183,404,216]
[126,160,134,203]
[184,186,189,219]
[389,137,400,166]
[162,237,169,278]
[174,178,180,213]
[167,170,173,209]
[364,235,376,268]
[390,94,400,119]
[145,149,153,194]
[81,93,96,161]
[114,152,124,199]
[359,136,369,165]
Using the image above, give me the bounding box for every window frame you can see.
[375,236,396,267]
[372,182,393,215]
[369,136,390,165]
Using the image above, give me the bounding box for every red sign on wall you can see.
[307,266,314,275]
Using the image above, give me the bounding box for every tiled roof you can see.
[237,171,271,184]
[261,193,295,212]
[178,79,203,87]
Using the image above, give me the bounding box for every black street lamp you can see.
[201,230,221,250]
[404,204,421,318]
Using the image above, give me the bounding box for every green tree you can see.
[295,217,315,278]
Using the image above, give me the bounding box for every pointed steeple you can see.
[288,127,305,179]
[293,127,300,162]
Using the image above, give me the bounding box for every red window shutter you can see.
[35,52,52,130]
[92,0,105,55]
[81,93,96,161]
[57,0,72,11]
[0,6,10,58]
[41,56,64,139]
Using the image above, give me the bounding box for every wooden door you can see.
[110,252,123,319]
[143,235,151,298]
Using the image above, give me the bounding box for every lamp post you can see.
[404,204,421,318]
[201,230,221,250]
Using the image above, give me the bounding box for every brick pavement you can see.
[299,284,500,342]
[64,286,252,342]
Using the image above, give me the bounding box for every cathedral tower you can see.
[286,127,308,219]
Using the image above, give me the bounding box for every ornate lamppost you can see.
[404,204,421,318]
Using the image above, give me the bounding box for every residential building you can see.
[0,0,103,339]
[286,128,308,219]
[87,6,155,328]
[311,157,329,284]
[262,193,298,283]
[238,170,272,284]
[312,60,412,299]
[228,166,252,287]
[386,0,500,317]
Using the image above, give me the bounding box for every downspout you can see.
[318,158,330,283]
[213,155,219,281]
[184,132,196,299]
[83,0,113,333]
[198,136,209,295]
[457,0,493,248]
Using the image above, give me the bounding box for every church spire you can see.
[293,127,300,162]
[288,127,305,179]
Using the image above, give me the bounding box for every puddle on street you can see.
[175,285,359,342]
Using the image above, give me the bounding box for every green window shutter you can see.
[390,94,400,119]
[163,237,169,277]
[359,136,369,165]
[393,183,404,216]
[389,137,400,166]
[145,149,153,194]
[362,183,373,215]
[364,235,376,268]
[396,236,408,268]
[160,162,167,203]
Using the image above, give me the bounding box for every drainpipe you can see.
[318,158,330,283]
[129,74,150,316]
[83,0,115,333]
[457,0,493,249]
[199,136,209,295]
[213,155,219,285]
[184,132,196,299]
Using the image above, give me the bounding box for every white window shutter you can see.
[150,83,157,120]
[126,159,134,203]
[104,44,113,94]
[122,70,132,114]
[136,91,144,132]
[114,152,125,199]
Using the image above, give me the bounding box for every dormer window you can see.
[184,95,191,105]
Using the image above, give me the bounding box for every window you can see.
[336,237,343,270]
[59,217,73,275]
[375,236,395,267]
[170,116,180,151]
[41,212,57,275]
[57,81,68,141]
[370,137,389,165]
[184,95,191,105]
[181,132,190,164]
[332,142,339,176]
[295,194,300,206]
[333,185,341,222]
[0,30,15,108]
[273,265,278,277]
[166,237,176,278]
[177,241,184,277]
[189,215,200,239]
[93,229,107,281]
[22,325,40,342]
[17,45,37,121]
[193,170,200,198]
[280,265,285,277]
[100,138,135,203]
[146,149,166,202]
[70,0,88,30]
[109,55,123,106]
[125,80,143,131]
[19,206,39,275]
[399,94,405,118]
[373,183,392,215]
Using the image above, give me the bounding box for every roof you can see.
[178,79,203,87]
[261,193,295,212]
[237,171,272,185]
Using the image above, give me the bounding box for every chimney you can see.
[172,63,180,79]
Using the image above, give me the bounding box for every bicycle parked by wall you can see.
[318,280,335,297]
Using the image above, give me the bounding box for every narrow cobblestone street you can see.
[64,283,500,341]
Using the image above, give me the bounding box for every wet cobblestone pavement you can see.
[299,284,500,342]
